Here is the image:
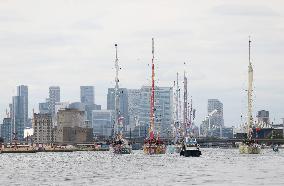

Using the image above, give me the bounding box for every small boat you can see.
[272,144,279,152]
[180,137,201,157]
[111,135,132,154]
[239,140,261,154]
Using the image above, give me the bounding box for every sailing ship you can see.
[239,38,261,154]
[110,44,132,154]
[167,73,182,154]
[143,38,166,155]
[179,71,201,157]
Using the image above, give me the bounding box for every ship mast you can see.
[247,38,253,140]
[149,38,155,140]
[114,44,122,138]
[183,70,188,136]
[175,73,179,123]
[189,98,193,131]
[173,73,180,140]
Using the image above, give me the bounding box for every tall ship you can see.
[167,73,182,154]
[110,44,132,154]
[179,70,201,157]
[239,38,261,154]
[143,38,166,155]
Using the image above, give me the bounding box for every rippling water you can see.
[0,148,283,186]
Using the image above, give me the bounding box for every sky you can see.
[0,0,283,126]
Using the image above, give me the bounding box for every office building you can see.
[85,104,101,126]
[33,113,53,144]
[138,86,173,137]
[55,109,93,144]
[12,96,25,141]
[208,99,224,127]
[39,98,50,114]
[17,85,28,128]
[80,86,94,105]
[80,86,100,128]
[69,102,85,111]
[107,88,129,130]
[257,110,270,126]
[1,118,12,143]
[92,110,114,138]
[128,89,141,130]
[49,86,60,116]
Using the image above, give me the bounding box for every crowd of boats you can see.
[1,38,280,156]
[108,37,281,156]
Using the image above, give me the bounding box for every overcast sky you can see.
[0,0,283,126]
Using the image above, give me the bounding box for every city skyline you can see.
[0,0,283,126]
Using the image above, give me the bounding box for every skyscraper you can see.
[128,89,141,129]
[80,86,94,105]
[1,118,12,143]
[17,85,28,127]
[12,96,25,141]
[138,86,173,137]
[107,88,129,130]
[92,110,114,138]
[80,86,100,127]
[49,86,60,116]
[207,99,224,127]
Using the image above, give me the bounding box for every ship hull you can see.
[180,149,201,157]
[1,148,36,153]
[143,145,166,155]
[239,144,261,154]
[111,145,132,154]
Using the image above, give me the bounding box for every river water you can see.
[0,148,283,186]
